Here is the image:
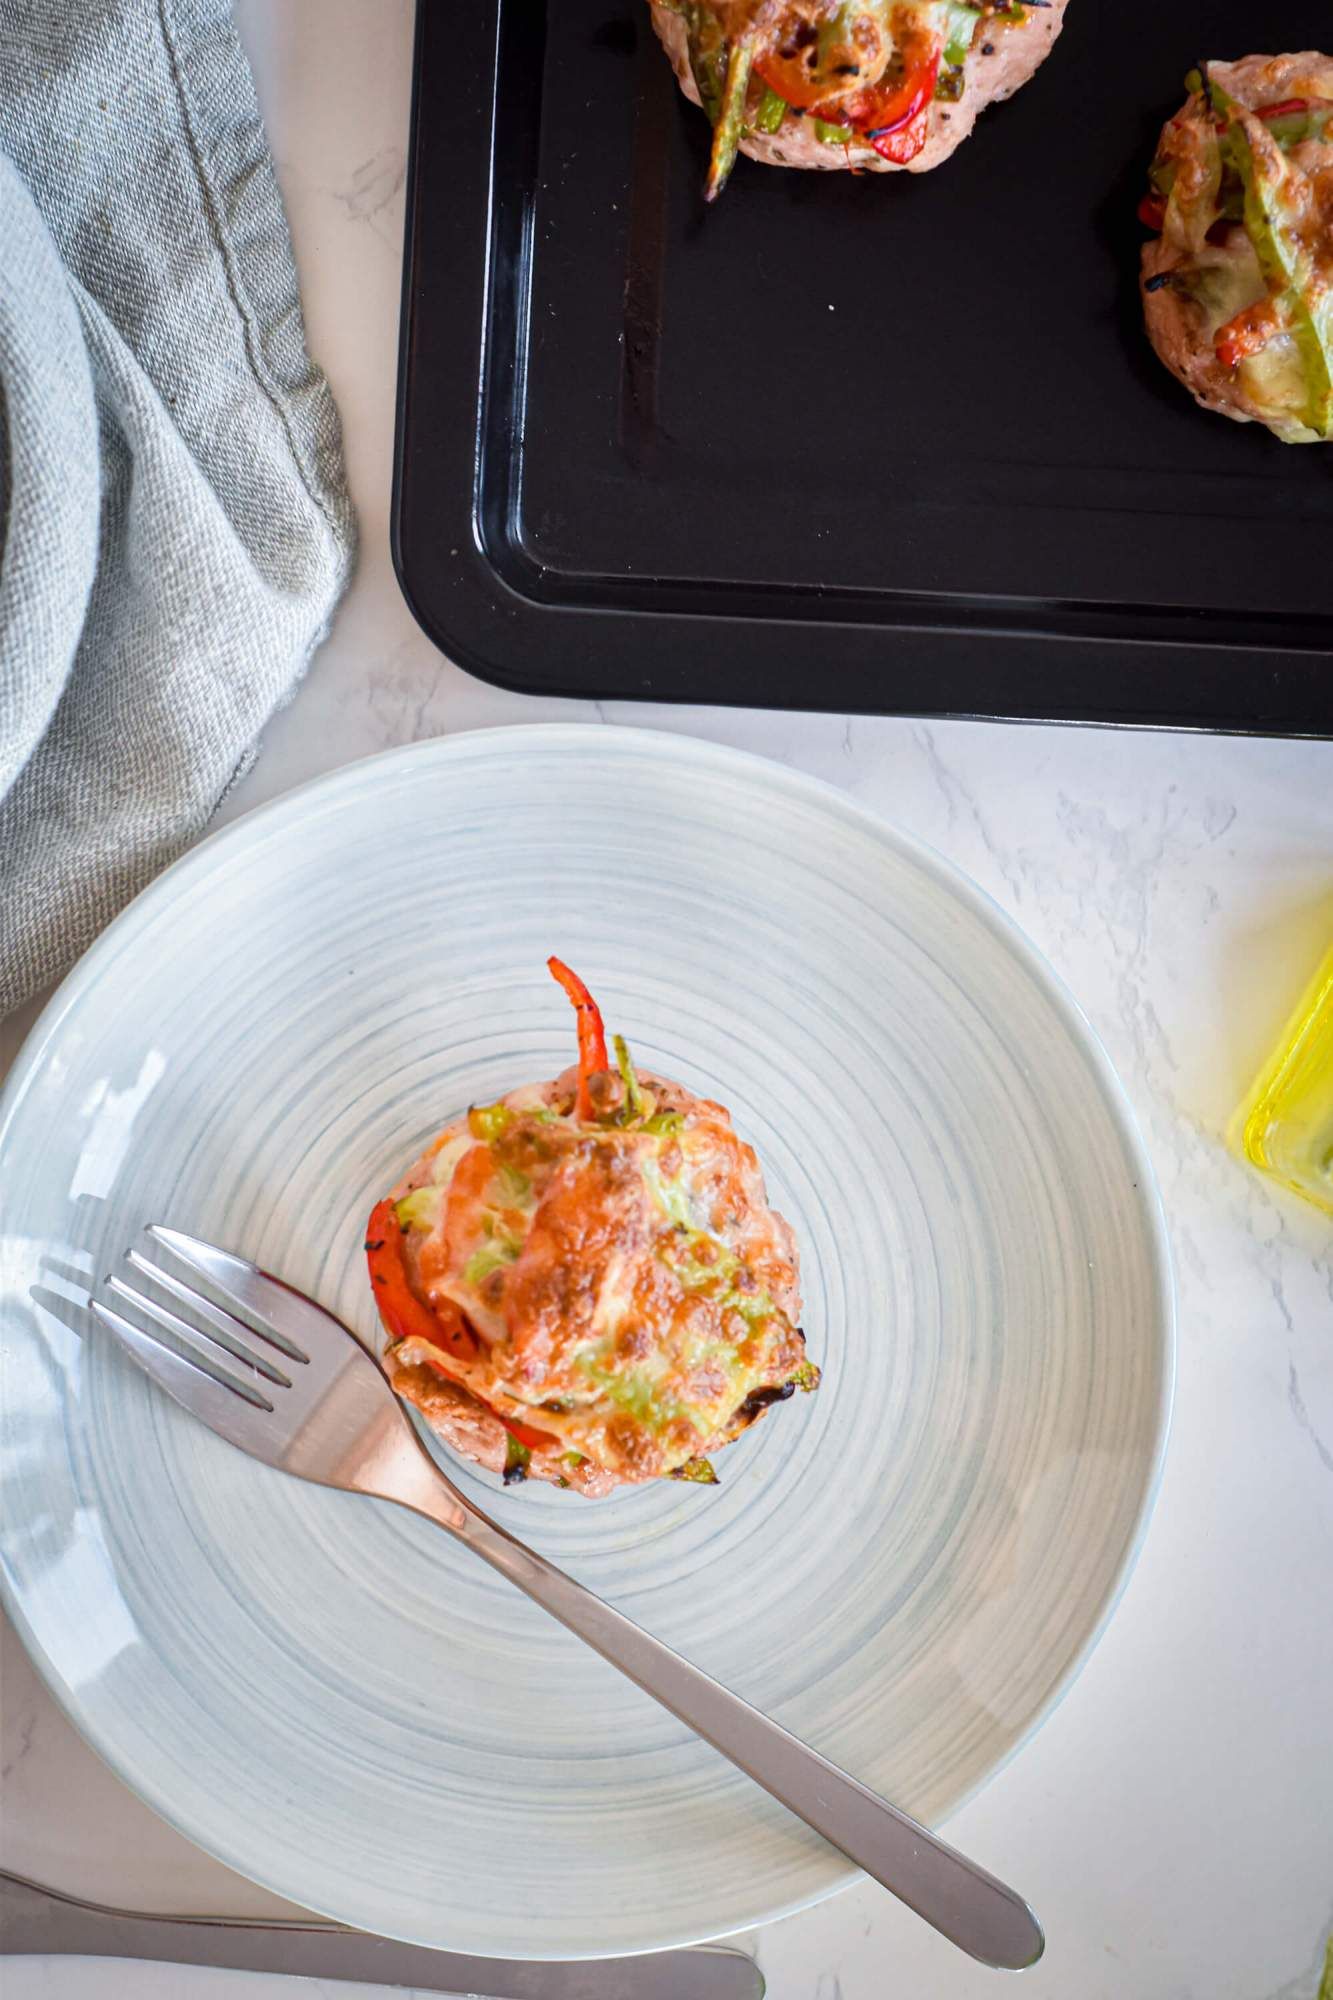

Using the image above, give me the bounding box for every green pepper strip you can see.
[613,1034,646,1122]
[503,1433,531,1484]
[1214,79,1333,437]
[705,33,756,202]
[671,1455,719,1484]
[1260,104,1333,150]
[939,0,982,76]
[754,84,787,134]
[682,2,726,124]
[468,1102,512,1143]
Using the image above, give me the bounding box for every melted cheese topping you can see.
[385,1071,809,1483]
[1183,233,1311,417]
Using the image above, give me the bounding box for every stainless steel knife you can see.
[0,1870,765,1999]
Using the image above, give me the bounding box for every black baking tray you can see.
[392,1,1333,733]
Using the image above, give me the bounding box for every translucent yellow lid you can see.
[1231,943,1333,1217]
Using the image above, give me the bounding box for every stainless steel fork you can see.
[92,1227,1044,1972]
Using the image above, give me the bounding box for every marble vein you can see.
[1287,1362,1333,1475]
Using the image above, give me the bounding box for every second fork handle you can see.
[390,1463,1043,1971]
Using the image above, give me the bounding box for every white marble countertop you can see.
[4,3,1332,1997]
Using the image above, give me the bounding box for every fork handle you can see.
[385,1459,1043,1971]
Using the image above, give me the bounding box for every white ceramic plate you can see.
[0,726,1172,1957]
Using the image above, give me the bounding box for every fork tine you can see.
[123,1256,292,1384]
[145,1226,311,1364]
[91,1300,274,1416]
[111,1268,290,1389]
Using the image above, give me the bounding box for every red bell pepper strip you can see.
[753,15,892,111]
[365,1199,477,1364]
[1138,192,1167,231]
[806,40,941,167]
[859,47,941,164]
[499,1413,558,1452]
[1258,99,1310,122]
[1215,297,1284,371]
[546,956,608,1120]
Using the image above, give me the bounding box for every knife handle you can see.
[0,1870,765,1999]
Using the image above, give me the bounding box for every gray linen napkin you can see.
[0,0,356,1015]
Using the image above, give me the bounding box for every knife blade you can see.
[0,1870,765,1999]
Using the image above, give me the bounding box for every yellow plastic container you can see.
[1232,943,1333,1217]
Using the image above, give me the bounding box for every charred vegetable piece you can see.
[547,956,609,1119]
[503,1432,531,1484]
[706,32,757,200]
[736,1381,796,1424]
[671,1455,720,1484]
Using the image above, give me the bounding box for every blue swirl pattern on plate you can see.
[0,725,1173,1957]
